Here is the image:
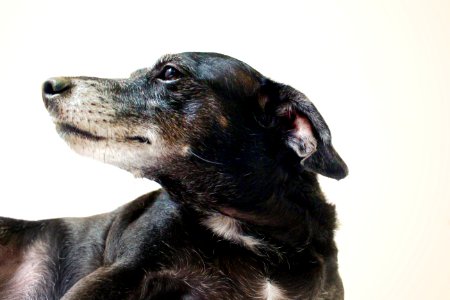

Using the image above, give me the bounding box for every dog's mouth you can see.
[56,122,152,145]
[56,123,106,141]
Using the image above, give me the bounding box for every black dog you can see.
[0,53,348,299]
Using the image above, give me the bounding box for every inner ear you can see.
[282,109,318,158]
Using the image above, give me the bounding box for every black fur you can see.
[0,52,347,299]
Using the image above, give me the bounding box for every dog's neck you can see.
[215,175,336,254]
[154,160,337,255]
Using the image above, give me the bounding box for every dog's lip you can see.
[56,123,106,141]
[55,122,152,144]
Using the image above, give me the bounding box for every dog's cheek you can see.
[182,101,202,124]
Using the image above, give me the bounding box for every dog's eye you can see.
[159,66,182,81]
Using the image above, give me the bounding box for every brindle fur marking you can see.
[1,52,347,299]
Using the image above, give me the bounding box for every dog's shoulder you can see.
[102,189,184,265]
[111,189,181,227]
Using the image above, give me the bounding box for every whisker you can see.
[188,149,223,165]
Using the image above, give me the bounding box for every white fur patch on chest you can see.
[262,280,287,300]
[202,213,263,251]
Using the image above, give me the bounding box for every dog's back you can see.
[1,52,347,299]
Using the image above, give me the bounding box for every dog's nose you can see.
[42,77,72,108]
[43,77,72,96]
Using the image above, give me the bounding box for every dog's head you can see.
[42,53,347,204]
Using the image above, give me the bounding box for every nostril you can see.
[43,77,71,96]
[43,81,55,95]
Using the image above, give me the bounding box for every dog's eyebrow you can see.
[153,54,180,70]
[155,54,195,72]
[130,54,181,78]
[156,54,175,65]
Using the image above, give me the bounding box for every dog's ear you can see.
[258,80,348,180]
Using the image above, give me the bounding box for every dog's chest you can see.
[262,281,287,300]
[227,264,290,300]
[190,214,294,299]
[149,266,289,300]
[177,250,291,300]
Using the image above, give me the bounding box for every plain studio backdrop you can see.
[0,0,449,299]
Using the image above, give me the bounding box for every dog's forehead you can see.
[179,52,261,80]
[186,52,263,96]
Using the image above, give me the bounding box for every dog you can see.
[0,52,348,300]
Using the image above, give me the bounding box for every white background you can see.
[0,1,449,299]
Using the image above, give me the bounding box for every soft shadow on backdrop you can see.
[0,1,448,299]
